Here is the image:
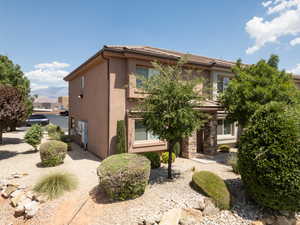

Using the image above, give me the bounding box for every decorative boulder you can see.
[192,171,230,210]
[97,153,151,201]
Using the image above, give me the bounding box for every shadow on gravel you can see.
[0,149,37,160]
[67,143,100,162]
[149,166,181,185]
[0,150,18,160]
[225,178,263,221]
[89,185,115,205]
[1,137,24,144]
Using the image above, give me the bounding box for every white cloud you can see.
[262,1,273,7]
[25,61,70,97]
[34,61,70,70]
[289,63,300,74]
[245,0,300,54]
[290,37,300,45]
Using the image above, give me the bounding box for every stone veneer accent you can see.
[182,112,218,158]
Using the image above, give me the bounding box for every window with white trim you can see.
[217,76,230,93]
[134,120,159,141]
[135,66,158,88]
[217,119,234,135]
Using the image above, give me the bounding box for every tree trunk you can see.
[168,140,175,179]
[0,124,3,145]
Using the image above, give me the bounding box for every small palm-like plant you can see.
[33,172,78,200]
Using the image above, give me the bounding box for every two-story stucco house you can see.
[64,45,292,159]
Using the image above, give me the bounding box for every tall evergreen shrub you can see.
[116,120,127,154]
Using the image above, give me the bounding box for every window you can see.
[81,76,85,89]
[135,66,158,88]
[217,76,230,93]
[217,119,234,135]
[134,120,159,141]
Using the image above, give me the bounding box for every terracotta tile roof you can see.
[104,45,236,68]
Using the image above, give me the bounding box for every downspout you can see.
[101,51,110,157]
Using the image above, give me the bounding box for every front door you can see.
[197,129,204,153]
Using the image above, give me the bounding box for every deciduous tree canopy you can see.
[0,85,27,143]
[220,55,300,128]
[137,57,207,178]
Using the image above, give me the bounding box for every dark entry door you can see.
[197,129,204,153]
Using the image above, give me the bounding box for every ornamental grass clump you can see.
[239,102,300,211]
[33,172,78,200]
[192,171,230,210]
[97,153,150,201]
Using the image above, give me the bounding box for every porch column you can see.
[181,130,197,159]
[203,112,218,155]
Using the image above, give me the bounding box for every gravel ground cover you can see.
[1,129,263,225]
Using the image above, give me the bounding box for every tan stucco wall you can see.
[69,60,108,158]
[108,57,127,155]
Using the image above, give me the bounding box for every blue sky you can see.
[1,0,300,100]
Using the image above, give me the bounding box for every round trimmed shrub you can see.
[97,153,151,201]
[161,152,176,164]
[219,144,230,153]
[192,171,230,210]
[40,140,67,167]
[239,102,300,211]
[142,152,161,169]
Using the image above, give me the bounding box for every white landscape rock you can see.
[24,200,39,218]
[159,208,182,225]
[1,185,18,198]
[201,198,219,217]
[14,204,25,217]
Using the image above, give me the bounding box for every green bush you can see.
[239,102,300,211]
[173,142,180,156]
[39,140,67,167]
[33,172,78,200]
[97,153,150,201]
[60,134,71,143]
[24,124,43,150]
[219,144,230,153]
[142,152,161,169]
[161,152,176,164]
[46,124,64,140]
[192,171,230,210]
[116,120,127,154]
[227,153,239,174]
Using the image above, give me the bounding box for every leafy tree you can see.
[0,85,27,144]
[137,58,206,178]
[0,55,33,130]
[24,124,43,151]
[220,55,300,139]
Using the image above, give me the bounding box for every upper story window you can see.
[81,76,85,89]
[135,66,158,88]
[217,76,230,93]
[134,120,159,142]
[217,119,234,136]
